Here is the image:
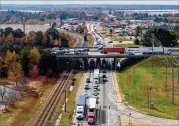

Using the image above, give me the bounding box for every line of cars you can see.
[76,68,107,125]
[84,69,100,101]
[49,47,89,55]
[91,31,104,48]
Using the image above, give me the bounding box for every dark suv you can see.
[86,78,90,83]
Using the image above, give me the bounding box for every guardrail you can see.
[56,54,149,58]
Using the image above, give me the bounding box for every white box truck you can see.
[76,95,86,120]
[94,69,100,84]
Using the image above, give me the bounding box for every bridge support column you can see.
[82,59,85,70]
[79,58,85,70]
[113,58,116,70]
[83,58,88,70]
[96,58,101,68]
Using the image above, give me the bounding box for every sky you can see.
[1,0,178,5]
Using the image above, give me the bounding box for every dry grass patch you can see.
[60,73,83,126]
[0,78,57,126]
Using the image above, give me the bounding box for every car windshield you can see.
[77,111,83,114]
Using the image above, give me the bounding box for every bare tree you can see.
[0,84,6,102]
[8,92,16,106]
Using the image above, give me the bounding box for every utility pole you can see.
[165,63,168,91]
[149,86,152,109]
[64,90,67,112]
[148,86,152,109]
[110,28,113,43]
[172,57,174,104]
[129,113,131,125]
[177,51,179,125]
[152,34,154,70]
[140,20,142,46]
[23,17,25,33]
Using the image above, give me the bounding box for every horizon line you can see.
[1,0,178,5]
[1,4,178,5]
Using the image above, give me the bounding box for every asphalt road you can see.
[72,23,120,126]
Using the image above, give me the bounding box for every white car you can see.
[93,89,98,95]
[128,51,135,55]
[133,51,143,55]
[84,92,88,98]
[94,85,98,90]
[94,84,98,87]
[84,83,89,90]
[93,95,98,99]
[68,52,75,55]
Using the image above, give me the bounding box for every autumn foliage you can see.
[29,47,41,77]
[32,65,39,78]
[5,51,23,86]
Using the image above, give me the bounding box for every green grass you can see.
[60,73,83,126]
[117,56,179,119]
[114,43,140,47]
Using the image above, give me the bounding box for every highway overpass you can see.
[56,54,150,59]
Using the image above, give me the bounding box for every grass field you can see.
[60,73,83,126]
[117,56,179,119]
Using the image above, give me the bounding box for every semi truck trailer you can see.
[76,95,86,120]
[87,98,97,124]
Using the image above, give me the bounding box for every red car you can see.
[101,47,125,54]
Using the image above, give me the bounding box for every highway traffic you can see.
[48,21,179,57]
[48,46,179,57]
[71,22,120,126]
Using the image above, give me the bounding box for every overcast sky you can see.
[1,0,178,5]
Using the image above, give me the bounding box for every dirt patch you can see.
[0,77,57,126]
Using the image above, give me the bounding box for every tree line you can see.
[134,26,178,47]
[0,42,70,84]
[0,25,80,86]
[0,25,78,48]
[113,12,179,23]
[0,10,87,24]
[0,10,102,25]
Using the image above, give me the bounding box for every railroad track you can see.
[32,61,76,126]
[32,32,88,126]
